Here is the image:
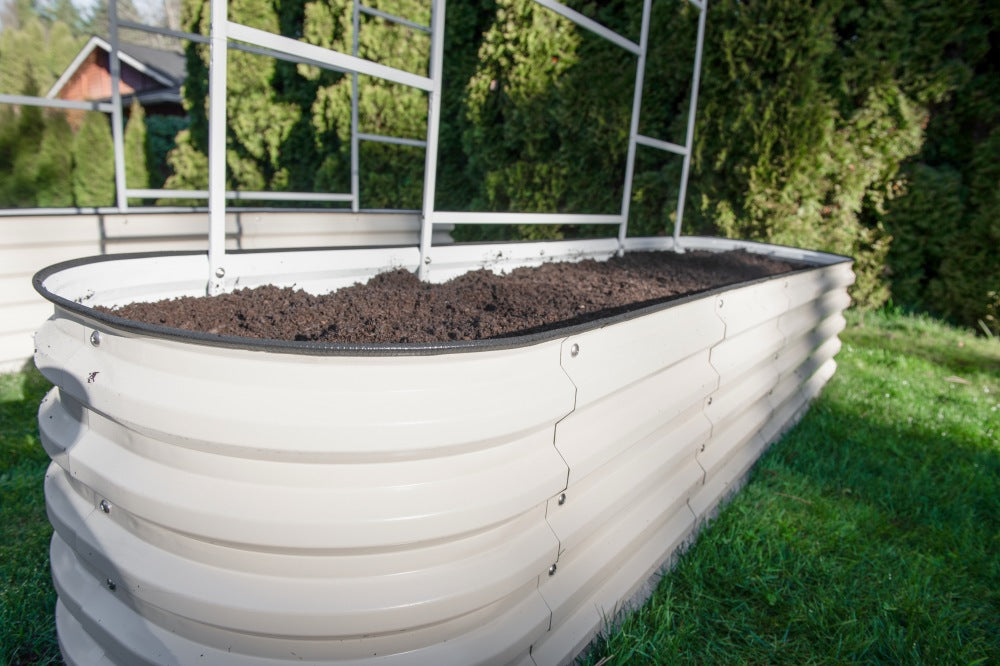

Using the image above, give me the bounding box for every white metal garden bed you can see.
[33,237,852,665]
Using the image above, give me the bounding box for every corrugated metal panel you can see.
[533,509,697,665]
[0,215,100,246]
[692,264,853,524]
[4,243,104,275]
[51,531,551,665]
[32,241,854,665]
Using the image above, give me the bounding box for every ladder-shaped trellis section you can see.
[205,0,444,293]
[202,0,707,288]
[420,0,709,276]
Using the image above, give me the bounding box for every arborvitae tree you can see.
[464,0,581,218]
[124,100,150,204]
[0,15,84,94]
[166,0,341,201]
[928,127,1000,336]
[35,110,74,207]
[0,75,46,207]
[0,0,84,208]
[72,112,115,206]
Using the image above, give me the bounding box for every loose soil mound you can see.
[101,250,804,344]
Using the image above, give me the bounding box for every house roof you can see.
[46,36,186,99]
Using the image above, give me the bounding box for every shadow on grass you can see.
[580,367,999,665]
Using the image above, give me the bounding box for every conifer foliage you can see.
[0,0,996,333]
[71,111,115,207]
[124,100,150,204]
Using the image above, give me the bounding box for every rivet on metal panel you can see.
[558,493,567,505]
[215,267,226,278]
[89,330,101,347]
[106,579,116,591]
[99,499,111,514]
[570,343,580,357]
[548,563,557,576]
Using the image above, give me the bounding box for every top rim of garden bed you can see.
[33,240,852,358]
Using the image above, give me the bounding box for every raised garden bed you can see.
[33,237,853,665]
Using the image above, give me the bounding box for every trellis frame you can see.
[0,0,708,291]
[204,0,708,286]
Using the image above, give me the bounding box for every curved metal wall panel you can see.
[34,241,853,665]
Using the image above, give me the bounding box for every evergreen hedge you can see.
[1,0,993,333]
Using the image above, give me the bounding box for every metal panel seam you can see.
[698,298,728,483]
[550,336,579,508]
[767,277,793,410]
[536,336,582,632]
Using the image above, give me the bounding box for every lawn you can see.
[581,309,999,664]
[1,309,997,664]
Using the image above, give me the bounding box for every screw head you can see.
[558,493,567,506]
[548,563,557,576]
[90,331,101,347]
[99,499,111,514]
[707,396,713,405]
[570,343,580,357]
[106,578,116,591]
[424,256,432,265]
[214,267,226,278]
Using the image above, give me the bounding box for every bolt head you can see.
[100,499,111,514]
[214,267,226,278]
[90,331,101,347]
[570,343,580,357]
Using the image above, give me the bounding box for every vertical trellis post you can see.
[207,0,229,295]
[617,0,653,251]
[672,0,708,249]
[350,1,361,212]
[108,0,128,211]
[417,0,446,280]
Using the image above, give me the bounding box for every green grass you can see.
[581,309,1000,664]
[1,310,997,664]
[0,364,58,665]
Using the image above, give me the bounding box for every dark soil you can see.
[100,250,805,344]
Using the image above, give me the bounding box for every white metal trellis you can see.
[203,0,708,285]
[0,0,707,290]
[415,0,708,276]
